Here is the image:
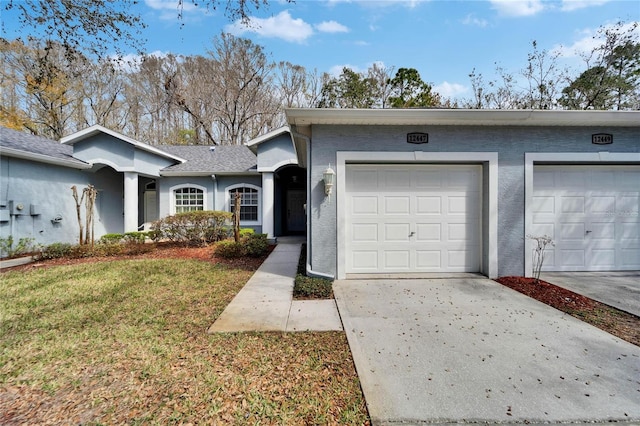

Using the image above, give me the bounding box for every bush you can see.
[123,231,148,244]
[293,244,333,299]
[151,211,232,246]
[214,240,247,258]
[0,236,37,258]
[244,233,269,257]
[99,233,124,244]
[38,242,73,260]
[239,228,255,237]
[294,275,334,299]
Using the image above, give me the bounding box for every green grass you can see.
[0,257,368,424]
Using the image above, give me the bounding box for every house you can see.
[0,124,305,250]
[284,109,640,279]
[2,109,639,280]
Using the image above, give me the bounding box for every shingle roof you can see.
[0,127,88,166]
[1,127,258,174]
[159,145,257,174]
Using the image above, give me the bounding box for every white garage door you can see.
[345,164,482,274]
[532,165,640,271]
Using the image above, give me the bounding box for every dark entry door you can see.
[286,190,306,232]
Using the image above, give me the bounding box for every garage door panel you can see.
[350,170,378,190]
[416,223,441,241]
[560,196,585,213]
[416,250,441,268]
[533,165,640,271]
[384,223,411,241]
[559,222,585,241]
[622,248,640,267]
[592,249,615,268]
[352,196,377,214]
[384,251,410,269]
[416,196,441,214]
[384,196,410,214]
[351,251,378,270]
[352,224,378,242]
[346,164,482,274]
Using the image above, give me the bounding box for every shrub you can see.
[123,231,148,244]
[294,275,334,299]
[99,233,124,244]
[244,233,269,257]
[214,240,247,258]
[38,242,73,260]
[151,211,232,246]
[0,236,37,258]
[293,244,334,299]
[239,228,255,237]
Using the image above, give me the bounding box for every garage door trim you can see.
[524,152,640,276]
[336,151,498,280]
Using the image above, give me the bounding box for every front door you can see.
[286,190,306,233]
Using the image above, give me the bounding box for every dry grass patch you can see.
[1,256,368,425]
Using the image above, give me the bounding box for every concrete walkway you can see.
[208,240,342,333]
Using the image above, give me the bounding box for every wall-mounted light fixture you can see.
[323,166,335,196]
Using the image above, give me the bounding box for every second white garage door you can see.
[532,165,640,271]
[345,164,482,274]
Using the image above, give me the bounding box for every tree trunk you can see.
[233,191,241,242]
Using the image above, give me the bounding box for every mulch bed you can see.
[496,276,640,347]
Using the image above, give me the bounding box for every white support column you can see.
[124,172,139,232]
[262,172,275,240]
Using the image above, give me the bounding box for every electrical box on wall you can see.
[0,210,9,222]
[30,204,41,216]
[11,201,26,215]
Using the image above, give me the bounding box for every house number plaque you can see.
[407,132,428,144]
[592,133,613,145]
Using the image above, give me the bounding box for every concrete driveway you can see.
[541,271,640,317]
[334,278,640,425]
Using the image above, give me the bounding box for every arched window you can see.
[172,185,205,213]
[227,184,260,223]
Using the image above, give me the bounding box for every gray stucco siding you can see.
[157,176,216,218]
[70,134,135,170]
[134,148,176,177]
[0,156,114,247]
[256,134,297,170]
[308,124,639,278]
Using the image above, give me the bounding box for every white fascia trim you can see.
[524,152,640,277]
[336,151,498,280]
[245,126,291,147]
[160,171,259,177]
[1,147,91,169]
[286,108,640,127]
[88,158,138,173]
[61,124,186,163]
[169,183,208,215]
[224,183,262,226]
[257,159,299,173]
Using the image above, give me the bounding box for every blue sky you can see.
[6,0,640,100]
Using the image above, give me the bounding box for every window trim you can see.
[170,183,207,214]
[226,183,262,225]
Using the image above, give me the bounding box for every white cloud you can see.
[461,14,488,28]
[144,0,200,20]
[561,0,611,12]
[225,11,314,43]
[553,21,640,59]
[489,0,545,17]
[315,20,349,33]
[434,81,468,98]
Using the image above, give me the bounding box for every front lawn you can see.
[0,253,368,424]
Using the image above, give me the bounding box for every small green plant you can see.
[214,240,247,258]
[528,234,555,283]
[123,231,148,244]
[99,233,125,244]
[0,236,37,258]
[37,242,74,260]
[239,228,255,237]
[293,244,334,299]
